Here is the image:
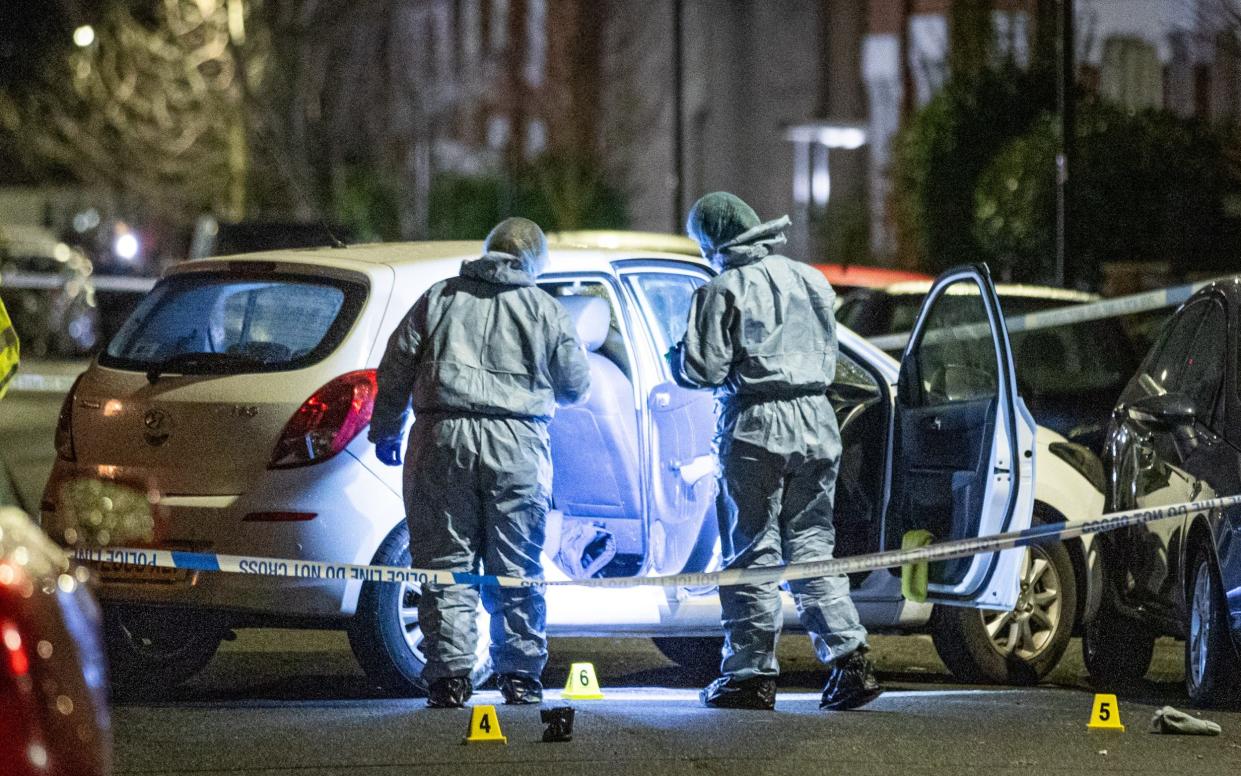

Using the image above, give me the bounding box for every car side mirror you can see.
[1125,393,1196,429]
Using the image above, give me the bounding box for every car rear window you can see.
[100,272,365,374]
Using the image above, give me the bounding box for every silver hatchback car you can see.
[40,242,1103,695]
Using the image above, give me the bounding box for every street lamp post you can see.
[1055,0,1073,288]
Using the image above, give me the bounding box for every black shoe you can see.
[497,673,544,705]
[699,675,777,710]
[426,676,473,708]
[820,650,882,710]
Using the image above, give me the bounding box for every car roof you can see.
[1192,275,1241,305]
[173,241,711,278]
[879,280,1099,303]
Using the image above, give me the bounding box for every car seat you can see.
[549,296,641,526]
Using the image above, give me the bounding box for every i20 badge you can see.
[143,408,172,447]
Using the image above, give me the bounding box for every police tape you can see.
[72,493,1241,590]
[867,275,1224,352]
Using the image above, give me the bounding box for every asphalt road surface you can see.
[112,631,1241,776]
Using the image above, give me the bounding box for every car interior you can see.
[829,354,889,579]
[543,278,895,587]
[544,284,644,578]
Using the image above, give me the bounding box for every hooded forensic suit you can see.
[369,218,590,686]
[670,193,868,681]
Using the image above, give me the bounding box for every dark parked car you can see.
[0,225,99,359]
[838,282,1145,452]
[1086,278,1241,706]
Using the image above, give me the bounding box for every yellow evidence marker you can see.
[563,662,604,700]
[464,705,507,744]
[1087,694,1125,731]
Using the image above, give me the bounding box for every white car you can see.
[39,242,1104,694]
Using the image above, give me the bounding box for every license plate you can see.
[98,562,188,585]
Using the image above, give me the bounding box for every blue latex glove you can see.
[375,438,403,467]
[664,343,682,375]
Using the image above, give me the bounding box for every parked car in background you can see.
[0,224,99,359]
[814,264,933,298]
[189,216,353,259]
[548,230,700,256]
[838,282,1143,453]
[40,245,1103,697]
[1087,278,1241,706]
[0,506,111,776]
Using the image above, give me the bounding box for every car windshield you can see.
[100,272,364,374]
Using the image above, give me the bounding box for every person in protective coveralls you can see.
[369,217,591,708]
[668,192,882,711]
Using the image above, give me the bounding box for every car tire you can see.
[103,605,224,698]
[1185,549,1240,708]
[931,540,1077,685]
[348,521,492,696]
[1081,601,1156,683]
[652,637,723,674]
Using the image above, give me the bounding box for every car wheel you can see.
[348,521,492,696]
[652,637,723,674]
[103,605,224,698]
[1185,550,1239,708]
[931,541,1076,685]
[1081,601,1156,683]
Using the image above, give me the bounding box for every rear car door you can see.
[886,265,1036,610]
[618,263,719,576]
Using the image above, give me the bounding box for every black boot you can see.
[700,675,777,710]
[497,673,544,705]
[820,650,882,711]
[426,676,473,708]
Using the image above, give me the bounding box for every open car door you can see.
[885,265,1036,610]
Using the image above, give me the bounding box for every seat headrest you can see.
[557,295,610,352]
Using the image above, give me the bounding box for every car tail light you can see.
[1,582,45,776]
[54,376,84,462]
[269,370,377,469]
[2,620,28,677]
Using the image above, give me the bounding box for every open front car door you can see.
[885,264,1037,610]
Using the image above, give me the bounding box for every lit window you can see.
[526,118,547,157]
[525,0,546,86]
[487,115,511,149]
[490,0,509,53]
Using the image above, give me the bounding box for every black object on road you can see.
[541,706,575,742]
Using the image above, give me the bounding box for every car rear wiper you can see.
[145,352,263,384]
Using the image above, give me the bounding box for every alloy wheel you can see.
[394,580,492,670]
[1189,561,1211,690]
[980,546,1062,661]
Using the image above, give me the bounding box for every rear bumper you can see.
[41,451,402,621]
